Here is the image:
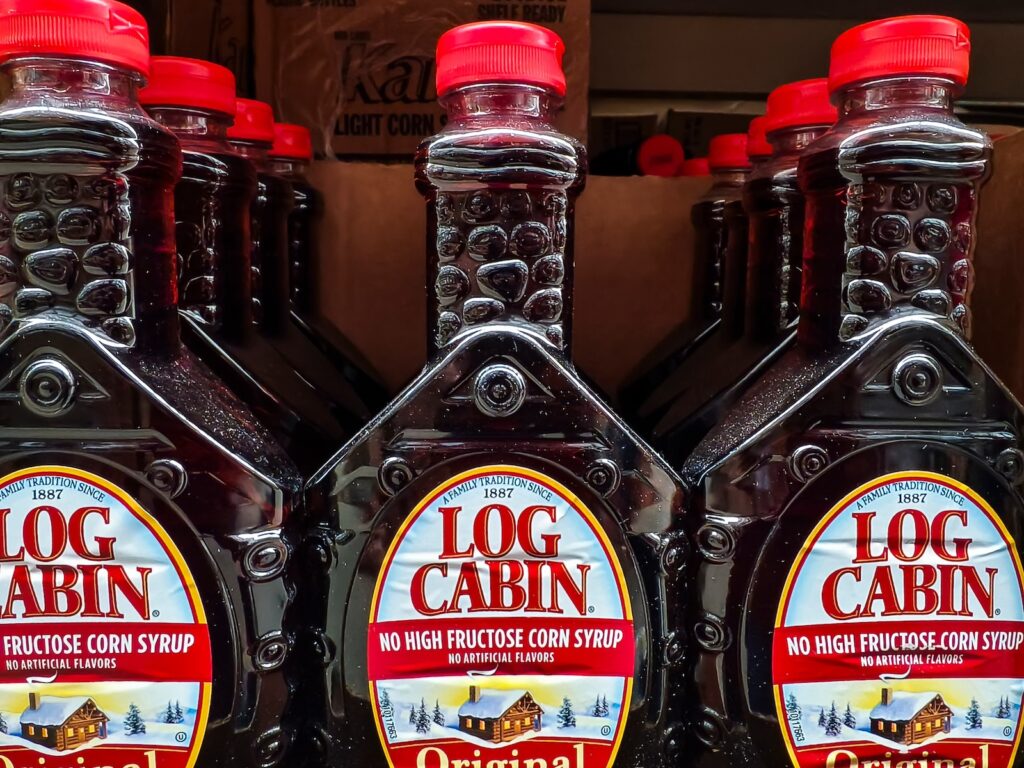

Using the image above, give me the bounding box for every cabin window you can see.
[66,727,73,737]
[504,721,511,730]
[916,722,923,732]
[891,723,897,733]
[525,717,532,726]
[876,722,883,731]
[26,725,34,736]
[934,718,941,727]
[40,727,47,737]
[89,724,96,733]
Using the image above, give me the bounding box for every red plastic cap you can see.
[708,133,752,171]
[0,0,149,75]
[747,116,773,159]
[637,134,685,177]
[436,21,566,97]
[829,15,970,93]
[139,56,236,116]
[271,123,313,161]
[227,98,275,144]
[680,157,710,177]
[764,78,837,134]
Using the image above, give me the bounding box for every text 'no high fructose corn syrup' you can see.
[684,15,1024,768]
[305,20,687,768]
[0,1,303,767]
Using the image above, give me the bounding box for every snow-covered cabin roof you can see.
[20,696,103,727]
[458,690,540,719]
[869,692,944,722]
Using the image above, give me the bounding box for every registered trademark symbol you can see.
[601,725,611,736]
[588,606,595,614]
[176,732,187,743]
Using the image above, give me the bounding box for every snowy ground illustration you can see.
[781,680,1024,753]
[0,691,199,755]
[376,675,626,749]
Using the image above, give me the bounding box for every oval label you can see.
[0,466,211,767]
[368,465,634,768]
[773,471,1024,768]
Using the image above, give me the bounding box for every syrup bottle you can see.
[306,21,686,768]
[0,2,301,766]
[633,120,773,434]
[684,17,1024,768]
[653,80,836,462]
[139,57,357,474]
[269,122,388,408]
[621,132,751,425]
[227,98,374,434]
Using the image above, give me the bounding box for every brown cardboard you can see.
[309,129,1024,402]
[156,0,253,94]
[253,0,589,159]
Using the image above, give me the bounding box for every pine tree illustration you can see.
[415,699,431,734]
[818,708,826,728]
[601,695,609,717]
[557,697,577,728]
[124,703,146,736]
[0,710,7,735]
[786,693,801,719]
[433,700,445,727]
[379,689,392,711]
[843,703,856,730]
[162,701,176,724]
[999,697,1013,719]
[173,700,184,724]
[592,696,603,717]
[410,706,417,726]
[825,702,842,737]
[966,699,983,730]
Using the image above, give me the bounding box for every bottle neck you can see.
[147,106,233,144]
[231,139,272,169]
[0,56,182,355]
[798,75,984,353]
[421,82,582,358]
[3,57,142,110]
[744,124,829,341]
[270,157,307,177]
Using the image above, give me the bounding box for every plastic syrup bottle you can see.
[0,2,302,766]
[653,80,836,462]
[684,17,1024,768]
[140,57,358,474]
[306,21,686,768]
[621,132,751,426]
[227,98,374,435]
[635,119,774,434]
[269,122,388,408]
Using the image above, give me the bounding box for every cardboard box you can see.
[252,0,590,159]
[308,129,1024,402]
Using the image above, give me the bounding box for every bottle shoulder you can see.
[0,320,302,494]
[309,326,685,520]
[684,318,1020,486]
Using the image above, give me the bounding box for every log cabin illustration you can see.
[20,693,109,751]
[868,688,952,745]
[457,686,544,743]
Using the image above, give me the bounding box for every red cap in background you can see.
[680,157,711,176]
[435,21,566,97]
[637,134,685,177]
[708,133,752,171]
[747,116,773,159]
[271,123,313,161]
[829,15,970,93]
[0,0,149,76]
[139,56,236,116]
[228,98,275,144]
[763,78,837,134]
